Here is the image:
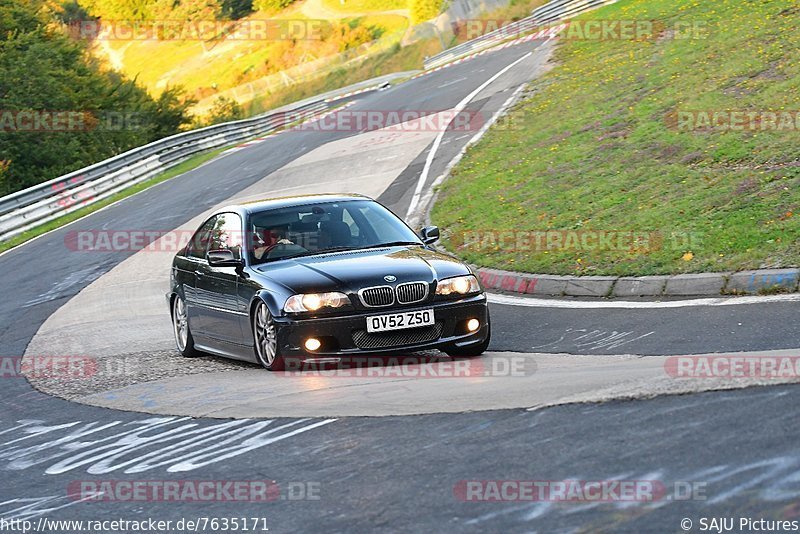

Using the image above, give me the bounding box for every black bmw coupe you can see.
[168,194,490,370]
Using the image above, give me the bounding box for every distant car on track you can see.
[167,194,490,370]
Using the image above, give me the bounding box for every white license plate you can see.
[366,309,435,333]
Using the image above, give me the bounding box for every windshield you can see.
[247,199,422,264]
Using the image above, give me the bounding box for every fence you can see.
[0,0,618,242]
[0,101,327,242]
[423,0,618,69]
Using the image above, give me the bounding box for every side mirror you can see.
[207,249,243,267]
[420,225,440,245]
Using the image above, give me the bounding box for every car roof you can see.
[215,193,373,217]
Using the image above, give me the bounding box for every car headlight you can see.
[284,292,349,313]
[435,275,481,296]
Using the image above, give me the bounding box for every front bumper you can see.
[275,294,489,359]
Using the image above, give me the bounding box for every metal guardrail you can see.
[423,0,618,69]
[0,0,615,243]
[0,100,329,242]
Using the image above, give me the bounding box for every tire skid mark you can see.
[529,328,655,352]
[0,416,336,475]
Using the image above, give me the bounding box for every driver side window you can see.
[207,213,243,260]
[187,217,217,259]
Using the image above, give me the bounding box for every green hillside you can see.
[432,0,800,276]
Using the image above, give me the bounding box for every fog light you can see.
[304,338,321,351]
[466,318,480,332]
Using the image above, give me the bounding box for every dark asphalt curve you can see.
[2,386,799,532]
[0,39,546,357]
[1,36,800,533]
[490,299,800,355]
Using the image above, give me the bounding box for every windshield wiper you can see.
[278,246,359,260]
[258,243,419,264]
[293,243,419,256]
[363,241,422,249]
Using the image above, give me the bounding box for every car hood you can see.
[252,246,471,294]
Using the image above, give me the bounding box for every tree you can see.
[150,86,197,137]
[410,0,442,24]
[80,0,224,21]
[221,0,253,19]
[54,0,93,24]
[0,0,196,195]
[205,96,244,125]
[0,0,44,35]
[252,0,296,13]
[0,160,9,196]
[329,21,374,52]
[80,0,154,20]
[151,0,222,22]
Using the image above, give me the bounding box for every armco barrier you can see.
[0,100,328,242]
[0,0,615,242]
[423,0,617,69]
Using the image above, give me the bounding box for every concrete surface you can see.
[612,276,668,297]
[475,266,800,298]
[24,349,800,418]
[23,42,557,395]
[23,114,446,360]
[564,276,616,297]
[4,37,800,533]
[726,268,799,294]
[664,272,729,296]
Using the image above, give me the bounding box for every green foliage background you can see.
[0,0,195,196]
[409,0,442,24]
[432,0,800,275]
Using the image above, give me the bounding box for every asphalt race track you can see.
[2,37,800,532]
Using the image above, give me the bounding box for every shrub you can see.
[409,0,442,24]
[252,0,296,13]
[0,0,195,195]
[205,96,244,125]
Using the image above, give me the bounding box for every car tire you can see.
[172,295,200,358]
[445,314,491,357]
[252,300,285,371]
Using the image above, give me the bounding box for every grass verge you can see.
[450,0,548,45]
[0,146,230,254]
[432,0,800,276]
[321,0,408,13]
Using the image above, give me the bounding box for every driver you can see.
[252,225,295,261]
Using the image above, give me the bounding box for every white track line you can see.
[409,83,528,227]
[0,156,225,261]
[488,292,800,309]
[405,50,534,218]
